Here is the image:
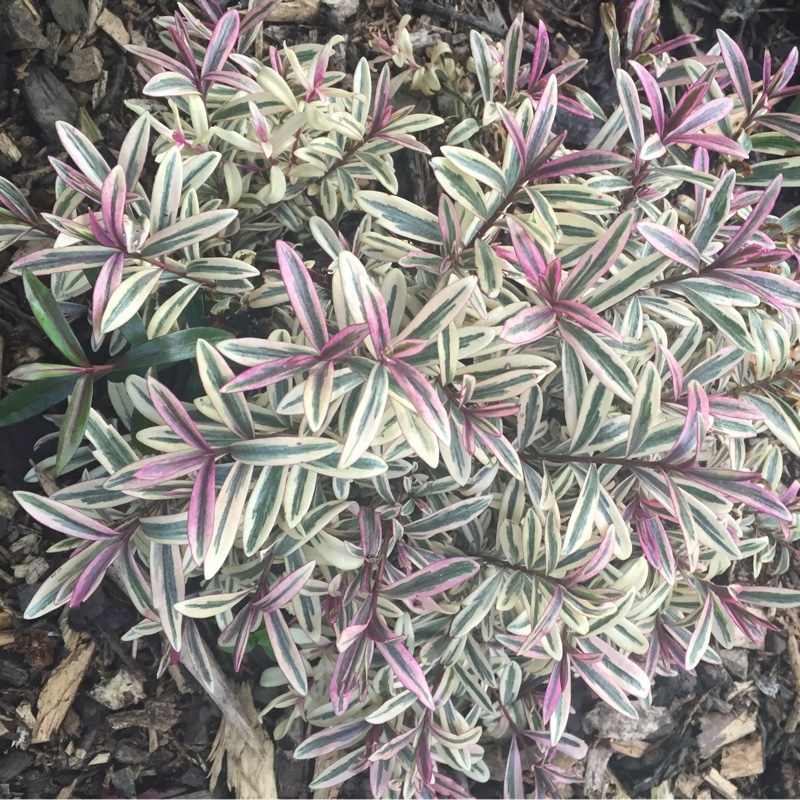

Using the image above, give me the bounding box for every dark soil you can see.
[2,0,800,797]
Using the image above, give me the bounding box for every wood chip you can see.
[45,0,87,32]
[721,735,764,779]
[704,768,740,799]
[31,631,95,743]
[267,0,319,22]
[697,712,757,758]
[61,46,103,83]
[609,739,651,758]
[88,753,111,766]
[21,64,78,145]
[0,133,21,164]
[107,699,181,733]
[584,704,672,741]
[96,8,129,45]
[583,742,613,798]
[16,699,36,728]
[57,778,79,799]
[89,666,146,710]
[786,632,800,734]
[208,683,277,800]
[674,773,704,799]
[2,0,48,49]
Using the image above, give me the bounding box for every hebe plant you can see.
[3,0,800,795]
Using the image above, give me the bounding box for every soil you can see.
[1,0,800,797]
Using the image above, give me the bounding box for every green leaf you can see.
[0,374,81,428]
[739,156,800,187]
[396,276,477,342]
[56,374,93,475]
[356,191,441,244]
[450,569,506,638]
[150,146,183,233]
[570,378,612,453]
[339,364,388,469]
[432,158,488,220]
[470,30,494,103]
[101,268,161,334]
[562,466,599,556]
[175,588,251,618]
[560,322,636,403]
[204,462,254,580]
[282,466,316,528]
[141,209,237,257]
[230,437,339,466]
[23,272,88,366]
[151,541,184,651]
[107,328,234,376]
[264,609,308,694]
[680,284,755,352]
[441,146,507,192]
[627,362,660,455]
[196,339,254,439]
[474,238,503,298]
[56,121,110,187]
[403,496,492,537]
[730,585,800,608]
[243,466,287,556]
[685,594,714,670]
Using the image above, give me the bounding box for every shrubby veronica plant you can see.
[3,0,800,795]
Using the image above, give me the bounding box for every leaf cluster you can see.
[3,0,800,796]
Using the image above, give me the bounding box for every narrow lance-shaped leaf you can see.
[254,560,317,613]
[188,457,216,566]
[627,362,660,455]
[0,175,37,223]
[560,211,634,300]
[637,221,700,270]
[151,541,184,652]
[196,339,254,439]
[296,720,371,761]
[147,377,210,451]
[71,540,125,607]
[56,374,93,475]
[101,165,127,244]
[149,147,183,234]
[560,322,637,403]
[264,609,308,695]
[382,558,480,599]
[141,209,237,257]
[375,633,435,710]
[403,496,491,537]
[339,363,389,470]
[202,8,240,78]
[685,593,714,670]
[118,113,151,189]
[616,69,645,153]
[717,29,753,113]
[504,737,524,800]
[390,360,450,444]
[23,272,88,367]
[395,276,476,343]
[14,492,118,540]
[562,465,599,555]
[470,29,493,103]
[276,240,328,352]
[204,461,253,580]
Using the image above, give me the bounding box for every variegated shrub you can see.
[3,0,800,796]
